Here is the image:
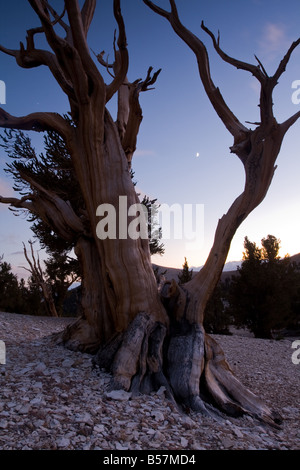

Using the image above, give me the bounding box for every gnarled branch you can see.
[120,67,162,167]
[105,0,129,103]
[273,37,300,86]
[22,240,58,317]
[0,195,34,212]
[200,21,266,83]
[280,110,300,136]
[143,0,249,141]
[81,0,97,37]
[0,108,72,140]
[27,0,91,105]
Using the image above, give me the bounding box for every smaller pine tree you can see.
[178,257,193,285]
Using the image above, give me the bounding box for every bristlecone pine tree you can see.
[178,257,193,285]
[1,0,300,427]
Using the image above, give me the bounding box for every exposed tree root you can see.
[59,269,282,428]
[204,334,283,427]
[89,311,282,428]
[59,317,101,354]
[93,312,174,399]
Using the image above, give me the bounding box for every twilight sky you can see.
[0,0,300,278]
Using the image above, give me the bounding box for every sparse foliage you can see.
[204,282,231,334]
[178,257,193,284]
[227,236,300,338]
[0,255,20,313]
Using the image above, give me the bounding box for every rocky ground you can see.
[0,311,299,451]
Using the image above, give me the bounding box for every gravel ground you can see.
[0,311,299,451]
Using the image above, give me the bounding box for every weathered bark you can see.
[65,108,167,334]
[0,0,299,428]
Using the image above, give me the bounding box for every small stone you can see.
[76,412,94,426]
[94,424,105,433]
[154,430,164,441]
[221,437,235,449]
[156,386,166,396]
[180,437,188,447]
[57,437,70,448]
[32,381,43,389]
[147,429,156,435]
[35,362,47,374]
[232,427,244,438]
[30,397,44,406]
[191,442,206,450]
[116,442,128,450]
[62,359,75,368]
[105,390,132,401]
[0,419,8,429]
[18,404,31,414]
[151,410,164,421]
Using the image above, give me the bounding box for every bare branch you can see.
[28,0,61,49]
[43,2,71,40]
[26,26,46,51]
[92,49,115,79]
[105,0,129,103]
[81,0,97,36]
[1,175,85,242]
[144,0,248,140]
[18,171,85,236]
[254,55,269,78]
[143,0,171,20]
[93,49,114,69]
[3,43,74,99]
[280,110,300,136]
[64,0,91,59]
[0,45,19,58]
[272,37,300,85]
[28,0,91,105]
[201,22,266,83]
[23,240,58,317]
[120,67,162,167]
[0,195,34,212]
[0,108,71,140]
[0,18,76,99]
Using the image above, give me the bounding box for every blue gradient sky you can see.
[0,0,300,278]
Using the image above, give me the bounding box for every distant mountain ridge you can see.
[153,252,300,283]
[191,260,241,272]
[65,254,300,315]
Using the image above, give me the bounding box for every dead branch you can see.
[120,67,162,167]
[143,0,249,141]
[105,0,129,103]
[201,21,266,82]
[81,0,97,37]
[23,241,58,317]
[0,108,72,140]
